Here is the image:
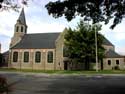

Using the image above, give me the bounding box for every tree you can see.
[64,21,105,70]
[45,0,125,29]
[0,0,28,11]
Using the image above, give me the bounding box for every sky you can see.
[0,0,125,55]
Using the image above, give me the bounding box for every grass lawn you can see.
[0,68,125,75]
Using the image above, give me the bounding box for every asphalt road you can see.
[1,72,125,94]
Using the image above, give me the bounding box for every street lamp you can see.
[95,25,98,72]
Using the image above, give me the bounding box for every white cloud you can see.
[101,19,125,39]
[0,10,18,37]
[0,34,10,53]
[116,46,125,55]
[113,22,125,41]
[27,21,66,33]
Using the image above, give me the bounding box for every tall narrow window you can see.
[116,60,119,65]
[35,51,41,63]
[24,52,29,62]
[47,51,53,63]
[16,26,19,32]
[21,26,23,32]
[13,52,18,62]
[108,60,111,65]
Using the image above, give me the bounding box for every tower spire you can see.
[10,8,27,48]
[17,8,26,25]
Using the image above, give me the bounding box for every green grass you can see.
[0,68,125,75]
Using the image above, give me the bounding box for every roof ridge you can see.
[26,32,61,35]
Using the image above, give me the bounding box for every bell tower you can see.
[10,8,27,48]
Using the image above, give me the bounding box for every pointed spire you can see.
[17,8,26,25]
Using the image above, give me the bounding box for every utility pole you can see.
[95,25,98,72]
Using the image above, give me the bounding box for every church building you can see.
[8,9,125,70]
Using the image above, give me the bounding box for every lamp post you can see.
[95,25,98,72]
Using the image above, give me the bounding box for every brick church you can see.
[8,9,125,70]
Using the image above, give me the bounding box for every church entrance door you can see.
[64,62,68,70]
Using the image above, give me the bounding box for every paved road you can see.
[1,72,125,94]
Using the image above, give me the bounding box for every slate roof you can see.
[17,8,26,25]
[11,32,114,49]
[105,50,123,58]
[103,37,114,46]
[11,33,60,49]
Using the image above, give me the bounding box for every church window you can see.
[35,51,41,63]
[16,26,19,32]
[13,52,18,62]
[108,60,111,65]
[24,52,29,62]
[116,60,119,65]
[47,51,53,63]
[21,26,23,32]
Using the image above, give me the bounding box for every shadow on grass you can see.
[0,68,125,75]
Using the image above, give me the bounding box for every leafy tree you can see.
[64,21,105,70]
[0,0,28,11]
[46,0,125,29]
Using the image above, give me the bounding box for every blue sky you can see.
[0,0,125,55]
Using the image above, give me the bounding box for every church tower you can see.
[10,8,27,48]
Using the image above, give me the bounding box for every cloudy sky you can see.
[0,0,125,55]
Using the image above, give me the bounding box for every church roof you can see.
[11,33,60,49]
[11,32,114,49]
[17,8,26,25]
[103,37,114,46]
[105,50,123,58]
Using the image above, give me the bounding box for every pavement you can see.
[0,71,125,94]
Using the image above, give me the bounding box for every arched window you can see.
[116,60,119,65]
[16,26,19,32]
[35,51,41,63]
[13,52,18,62]
[63,46,68,57]
[47,51,53,63]
[108,60,111,65]
[21,26,23,32]
[24,52,29,62]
